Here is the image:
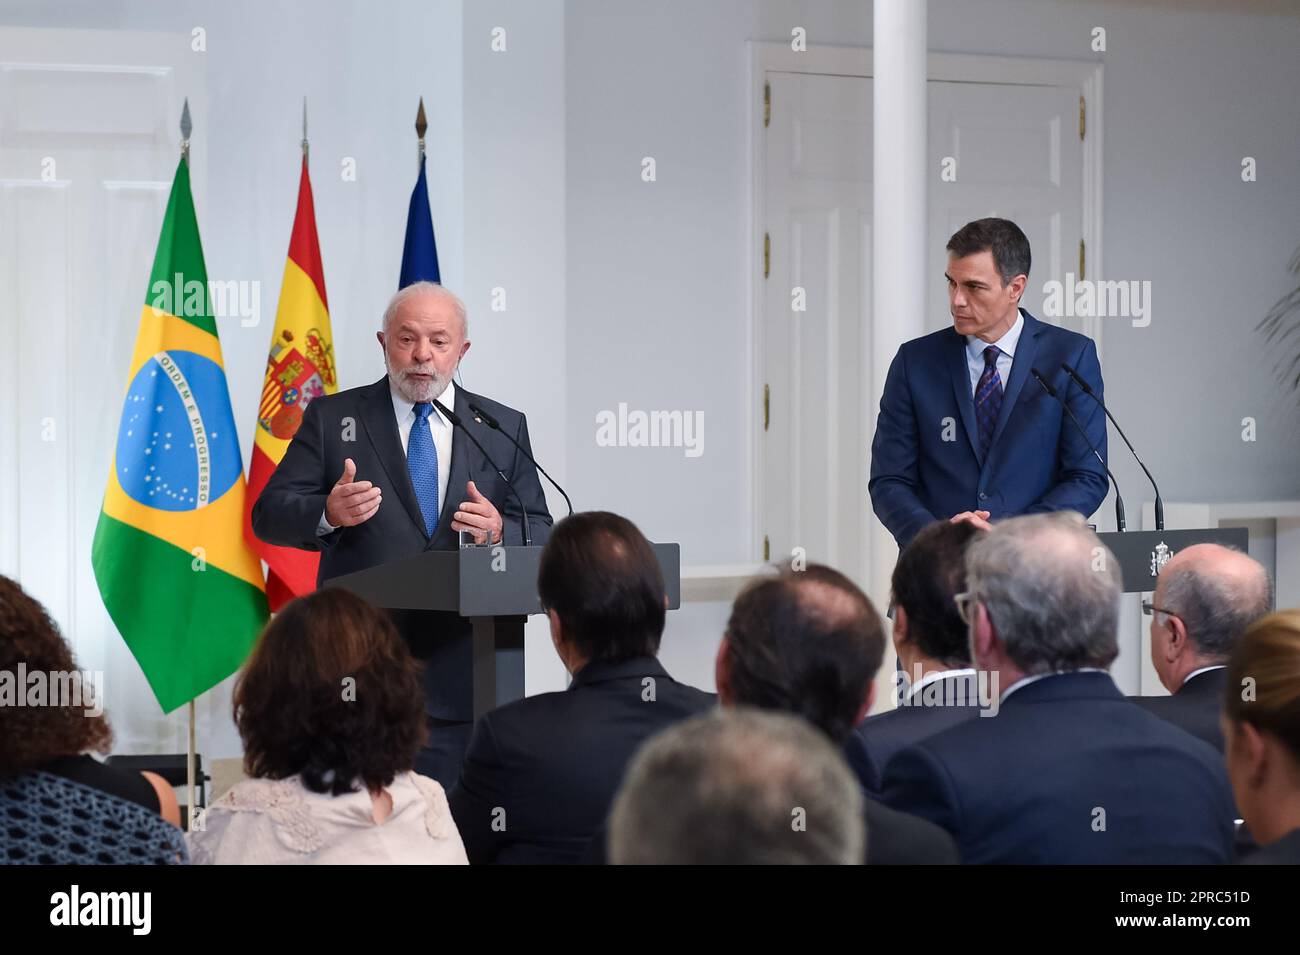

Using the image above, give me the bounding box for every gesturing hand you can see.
[325,458,382,527]
[452,480,503,545]
[949,510,993,532]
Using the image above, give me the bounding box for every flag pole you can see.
[180,97,198,831]
[415,96,427,170]
[302,95,309,164]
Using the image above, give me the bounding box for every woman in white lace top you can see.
[187,589,467,865]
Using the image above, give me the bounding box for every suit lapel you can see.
[428,387,475,550]
[986,309,1039,457]
[359,377,426,535]
[946,330,981,460]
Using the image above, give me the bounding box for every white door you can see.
[928,81,1085,334]
[0,27,207,753]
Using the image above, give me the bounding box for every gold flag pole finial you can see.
[415,96,427,167]
[302,95,309,162]
[180,97,192,164]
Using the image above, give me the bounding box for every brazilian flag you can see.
[92,155,268,713]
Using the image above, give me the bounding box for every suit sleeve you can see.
[878,743,964,852]
[250,398,340,552]
[501,413,554,547]
[869,348,939,546]
[1023,338,1109,519]
[447,716,510,865]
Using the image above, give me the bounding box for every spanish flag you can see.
[244,155,338,610]
[92,155,269,714]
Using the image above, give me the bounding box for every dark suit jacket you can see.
[869,310,1109,548]
[448,656,715,865]
[880,671,1236,864]
[855,672,984,793]
[251,376,553,720]
[1241,828,1300,865]
[1132,667,1228,753]
[842,734,959,865]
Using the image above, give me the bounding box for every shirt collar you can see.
[965,308,1024,363]
[1000,667,1107,703]
[1182,664,1227,687]
[389,377,456,426]
[905,667,977,701]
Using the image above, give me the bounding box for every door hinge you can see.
[1078,238,1086,281]
[1079,95,1086,141]
[763,232,770,279]
[763,535,770,561]
[764,82,771,128]
[763,383,770,431]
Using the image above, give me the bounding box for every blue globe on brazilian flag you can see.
[93,156,268,713]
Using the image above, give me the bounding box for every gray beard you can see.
[387,360,450,404]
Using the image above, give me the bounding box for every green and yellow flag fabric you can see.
[92,155,268,713]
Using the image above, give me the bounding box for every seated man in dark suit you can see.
[448,511,713,864]
[716,564,958,864]
[609,708,865,864]
[1134,543,1272,753]
[881,513,1237,864]
[858,520,985,791]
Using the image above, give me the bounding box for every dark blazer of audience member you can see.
[1134,543,1272,753]
[0,575,180,827]
[609,708,865,864]
[1224,610,1300,865]
[857,520,984,790]
[716,564,959,865]
[881,513,1236,864]
[448,512,714,865]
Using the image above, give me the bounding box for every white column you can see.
[870,0,928,705]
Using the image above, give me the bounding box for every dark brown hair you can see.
[233,588,425,796]
[0,575,112,777]
[946,217,1031,285]
[1223,609,1300,764]
[723,564,885,745]
[892,520,978,666]
[537,511,666,664]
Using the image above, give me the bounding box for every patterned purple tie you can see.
[975,344,1003,459]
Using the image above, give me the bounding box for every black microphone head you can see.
[431,398,462,427]
[1030,368,1057,398]
[468,402,502,430]
[1060,362,1094,395]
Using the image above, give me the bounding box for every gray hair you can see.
[966,512,1121,674]
[381,281,468,339]
[1160,547,1272,660]
[608,707,864,865]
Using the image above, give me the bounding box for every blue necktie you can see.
[407,402,440,537]
[975,344,1003,459]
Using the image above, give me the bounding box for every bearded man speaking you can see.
[252,281,552,787]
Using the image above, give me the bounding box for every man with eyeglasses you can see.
[1134,544,1273,753]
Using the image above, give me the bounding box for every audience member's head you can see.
[234,588,425,796]
[609,707,864,864]
[0,575,110,778]
[962,512,1120,685]
[891,520,979,675]
[717,564,885,744]
[537,511,667,674]
[1222,609,1300,847]
[1150,543,1272,694]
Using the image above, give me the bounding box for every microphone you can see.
[468,401,574,517]
[1030,369,1125,532]
[432,398,532,546]
[1061,362,1164,531]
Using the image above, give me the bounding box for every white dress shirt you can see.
[999,667,1108,703]
[1181,664,1227,688]
[317,378,456,535]
[965,308,1024,397]
[905,667,978,703]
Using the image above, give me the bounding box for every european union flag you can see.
[399,155,441,288]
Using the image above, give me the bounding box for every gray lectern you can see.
[1097,527,1247,592]
[325,544,681,720]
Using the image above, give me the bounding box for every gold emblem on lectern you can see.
[1150,542,1173,578]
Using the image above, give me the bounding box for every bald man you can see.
[1134,544,1273,752]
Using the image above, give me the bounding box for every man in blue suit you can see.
[880,513,1237,865]
[870,218,1108,547]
